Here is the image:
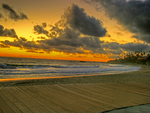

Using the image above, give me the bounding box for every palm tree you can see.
[136,53,140,58]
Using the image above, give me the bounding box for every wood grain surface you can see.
[0,82,150,113]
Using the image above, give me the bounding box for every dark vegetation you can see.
[108,51,150,65]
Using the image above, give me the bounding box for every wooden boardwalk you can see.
[0,82,150,113]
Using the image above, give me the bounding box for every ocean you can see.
[0,57,141,79]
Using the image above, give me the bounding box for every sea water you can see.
[0,57,141,79]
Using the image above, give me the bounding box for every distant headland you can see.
[108,51,150,65]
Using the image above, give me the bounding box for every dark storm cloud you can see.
[26,49,44,54]
[2,3,28,21]
[0,37,85,54]
[101,42,123,55]
[102,41,150,54]
[42,22,47,28]
[38,26,104,53]
[1,35,149,56]
[102,42,120,50]
[33,24,49,36]
[105,34,111,37]
[0,38,39,49]
[0,25,18,38]
[0,43,10,48]
[110,49,123,55]
[1,4,107,55]
[120,42,149,52]
[20,37,27,41]
[115,32,123,36]
[0,13,3,18]
[0,26,104,54]
[37,36,47,40]
[63,4,107,37]
[59,27,80,40]
[133,34,150,43]
[30,4,107,54]
[84,0,150,43]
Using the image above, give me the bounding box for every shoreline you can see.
[0,64,149,87]
[0,62,143,83]
[0,64,150,112]
[0,66,141,82]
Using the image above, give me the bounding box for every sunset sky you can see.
[0,0,150,62]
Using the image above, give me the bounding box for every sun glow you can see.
[0,46,110,62]
[1,0,149,62]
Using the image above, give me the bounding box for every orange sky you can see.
[0,0,147,62]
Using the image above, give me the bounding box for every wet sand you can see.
[0,65,150,113]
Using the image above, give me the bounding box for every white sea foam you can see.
[0,57,141,79]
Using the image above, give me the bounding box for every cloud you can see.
[33,24,49,36]
[0,25,18,38]
[33,4,107,38]
[102,42,120,50]
[0,37,85,54]
[0,25,104,54]
[0,43,10,48]
[115,32,123,36]
[38,26,104,53]
[133,34,150,43]
[42,22,47,28]
[30,4,106,54]
[1,35,149,58]
[1,4,107,55]
[105,34,111,37]
[120,42,149,52]
[84,0,150,43]
[101,42,123,55]
[37,36,47,40]
[0,38,39,50]
[20,37,27,41]
[102,41,150,54]
[26,49,44,54]
[0,13,3,18]
[1,3,149,58]
[62,4,107,37]
[2,3,28,21]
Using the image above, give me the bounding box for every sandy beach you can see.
[0,65,150,113]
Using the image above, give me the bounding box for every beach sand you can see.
[0,65,150,113]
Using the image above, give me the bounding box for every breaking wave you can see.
[0,57,141,79]
[0,63,100,69]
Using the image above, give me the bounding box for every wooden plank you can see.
[55,84,117,109]
[0,108,3,113]
[0,89,14,113]
[10,86,44,113]
[1,87,33,113]
[44,84,114,111]
[100,83,150,97]
[58,84,117,107]
[34,84,109,112]
[0,82,149,113]
[109,83,150,95]
[62,83,150,107]
[131,82,150,90]
[0,88,22,113]
[17,86,56,113]
[23,85,66,113]
[95,83,150,104]
[32,85,94,112]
